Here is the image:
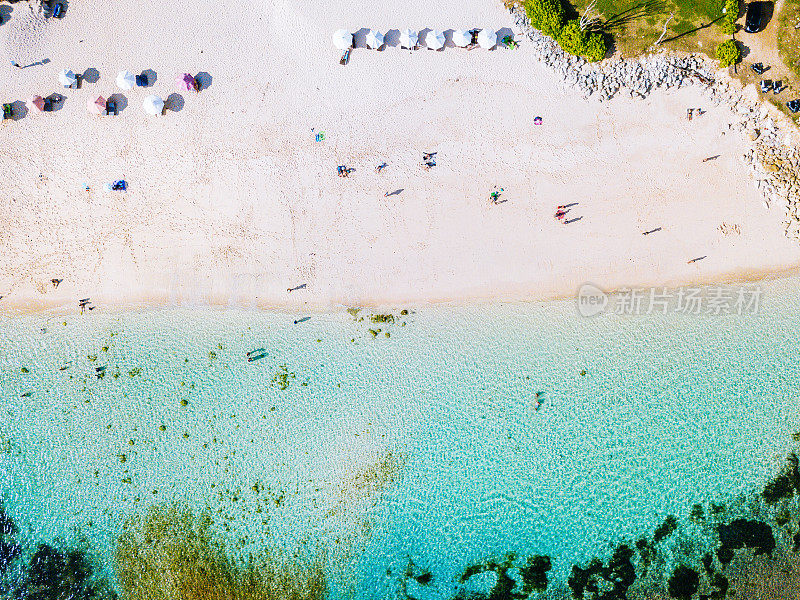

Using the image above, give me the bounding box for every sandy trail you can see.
[0,0,798,312]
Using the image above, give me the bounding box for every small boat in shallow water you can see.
[247,348,267,363]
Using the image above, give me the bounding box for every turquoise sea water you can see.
[2,279,800,598]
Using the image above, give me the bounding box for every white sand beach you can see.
[1,0,799,311]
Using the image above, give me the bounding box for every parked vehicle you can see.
[787,99,800,113]
[744,1,772,33]
[760,79,773,93]
[751,62,769,74]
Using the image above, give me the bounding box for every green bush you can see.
[557,19,587,55]
[723,0,739,21]
[525,0,565,38]
[524,0,609,61]
[584,32,607,61]
[719,19,736,34]
[715,39,741,66]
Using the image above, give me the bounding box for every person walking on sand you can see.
[489,187,504,204]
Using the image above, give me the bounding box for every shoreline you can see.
[3,260,800,317]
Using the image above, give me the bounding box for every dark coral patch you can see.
[716,519,775,565]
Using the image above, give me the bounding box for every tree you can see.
[525,0,565,37]
[715,39,741,66]
[584,32,607,61]
[723,0,739,21]
[557,18,589,55]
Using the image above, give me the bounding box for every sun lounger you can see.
[340,49,351,65]
[106,100,117,115]
[2,104,12,120]
[136,74,148,87]
[52,3,63,18]
[43,98,53,112]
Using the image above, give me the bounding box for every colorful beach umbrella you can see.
[177,73,196,92]
[116,70,136,90]
[478,28,497,49]
[399,28,418,49]
[27,95,45,113]
[142,95,164,115]
[452,29,471,47]
[425,29,445,50]
[58,69,77,87]
[332,29,352,50]
[365,29,384,49]
[87,95,106,114]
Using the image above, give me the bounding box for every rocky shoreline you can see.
[509,5,800,243]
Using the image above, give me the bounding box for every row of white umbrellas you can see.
[56,69,143,90]
[58,68,129,88]
[333,28,499,51]
[53,69,166,115]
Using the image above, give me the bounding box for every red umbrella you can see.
[27,95,46,113]
[87,95,106,114]
[176,73,197,92]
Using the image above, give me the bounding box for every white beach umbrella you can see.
[332,29,352,50]
[58,69,77,87]
[116,70,136,90]
[477,28,497,49]
[142,94,164,115]
[399,28,418,49]
[365,29,384,49]
[425,29,445,50]
[452,29,471,47]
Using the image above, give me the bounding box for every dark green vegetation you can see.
[667,565,699,600]
[0,505,116,599]
[347,308,412,340]
[514,0,730,61]
[715,39,740,66]
[271,364,296,390]
[716,519,776,564]
[522,0,608,60]
[568,543,636,599]
[762,452,800,503]
[456,553,552,599]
